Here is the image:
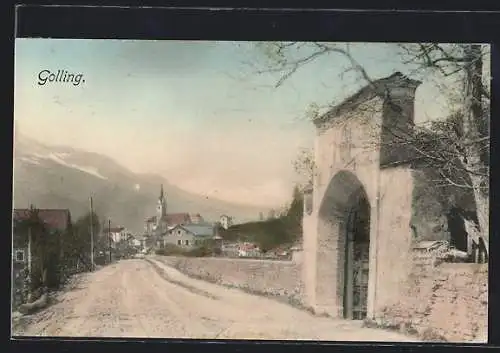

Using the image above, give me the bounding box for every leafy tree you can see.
[64,211,102,271]
[252,218,290,252]
[220,186,304,252]
[283,185,304,242]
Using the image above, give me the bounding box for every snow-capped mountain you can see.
[12,135,265,233]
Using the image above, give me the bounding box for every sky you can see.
[14,40,490,208]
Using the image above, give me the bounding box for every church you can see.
[144,185,207,244]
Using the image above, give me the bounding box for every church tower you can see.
[157,184,167,220]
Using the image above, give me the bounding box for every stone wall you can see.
[374,253,488,342]
[376,166,414,313]
[153,256,304,306]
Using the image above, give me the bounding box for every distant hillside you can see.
[219,187,303,251]
[13,135,269,233]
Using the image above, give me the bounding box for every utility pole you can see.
[27,226,32,279]
[25,225,33,303]
[108,219,112,263]
[89,197,94,271]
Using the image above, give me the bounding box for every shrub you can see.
[184,244,212,257]
[155,244,185,256]
[155,248,166,255]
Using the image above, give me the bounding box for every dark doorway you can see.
[446,207,468,252]
[343,193,370,320]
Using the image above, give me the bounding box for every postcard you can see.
[11,39,489,343]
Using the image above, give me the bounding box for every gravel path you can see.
[12,258,419,341]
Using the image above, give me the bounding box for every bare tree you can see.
[398,43,490,246]
[292,147,316,190]
[253,42,490,245]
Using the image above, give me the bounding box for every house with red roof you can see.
[144,213,193,235]
[164,213,192,226]
[12,207,72,307]
[13,208,72,254]
[13,207,72,261]
[237,242,261,258]
[13,208,72,232]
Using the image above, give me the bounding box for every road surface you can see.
[12,258,418,341]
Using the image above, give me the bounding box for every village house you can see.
[162,224,214,249]
[219,214,233,230]
[220,241,261,258]
[124,232,135,247]
[131,234,145,249]
[237,242,261,258]
[12,208,72,307]
[103,226,127,243]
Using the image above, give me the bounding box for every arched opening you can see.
[317,170,371,320]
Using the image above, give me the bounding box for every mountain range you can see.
[12,135,269,233]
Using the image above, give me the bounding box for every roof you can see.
[13,208,71,231]
[239,243,259,251]
[163,213,192,225]
[313,72,422,128]
[175,224,214,237]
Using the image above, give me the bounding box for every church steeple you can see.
[157,184,167,219]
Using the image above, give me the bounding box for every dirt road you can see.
[12,258,418,341]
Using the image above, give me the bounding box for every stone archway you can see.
[301,72,422,320]
[316,170,371,320]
